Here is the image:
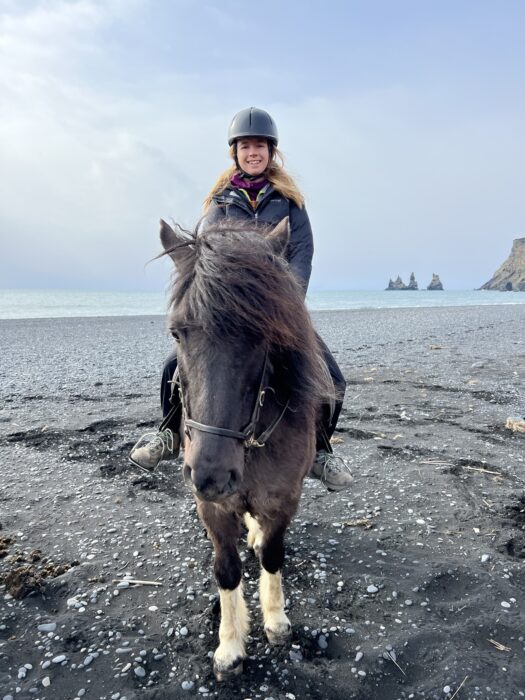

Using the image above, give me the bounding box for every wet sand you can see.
[1,305,524,700]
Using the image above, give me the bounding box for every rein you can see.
[175,352,289,449]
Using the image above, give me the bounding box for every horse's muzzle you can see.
[183,462,240,502]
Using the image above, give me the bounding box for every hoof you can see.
[265,623,292,646]
[213,656,243,682]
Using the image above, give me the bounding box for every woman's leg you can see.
[129,348,181,470]
[316,336,346,452]
[310,336,352,491]
[159,349,181,427]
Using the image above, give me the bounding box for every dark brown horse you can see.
[160,217,331,680]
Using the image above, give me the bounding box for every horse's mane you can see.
[168,220,332,406]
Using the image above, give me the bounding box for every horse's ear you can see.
[266,217,290,256]
[160,219,188,266]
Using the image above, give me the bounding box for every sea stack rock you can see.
[427,273,444,290]
[407,272,418,290]
[386,275,407,290]
[480,238,525,291]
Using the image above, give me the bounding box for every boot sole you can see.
[128,456,156,473]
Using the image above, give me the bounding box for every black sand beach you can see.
[1,305,524,700]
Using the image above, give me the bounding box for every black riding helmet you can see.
[228,107,279,146]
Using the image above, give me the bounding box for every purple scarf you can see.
[231,172,269,202]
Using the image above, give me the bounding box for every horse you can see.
[159,216,332,680]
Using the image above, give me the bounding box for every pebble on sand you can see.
[37,623,57,633]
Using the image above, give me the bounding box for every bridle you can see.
[175,352,290,449]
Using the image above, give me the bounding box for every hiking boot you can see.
[129,428,180,472]
[309,450,353,492]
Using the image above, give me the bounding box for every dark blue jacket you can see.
[204,185,314,294]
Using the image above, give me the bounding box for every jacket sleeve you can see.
[287,203,314,295]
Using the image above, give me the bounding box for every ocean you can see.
[1,288,524,320]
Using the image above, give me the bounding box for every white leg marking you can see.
[213,583,249,679]
[260,568,291,645]
[244,513,263,554]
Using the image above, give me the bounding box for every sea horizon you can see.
[1,288,524,320]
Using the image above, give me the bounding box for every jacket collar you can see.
[214,184,276,213]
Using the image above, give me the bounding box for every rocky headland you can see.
[480,237,525,291]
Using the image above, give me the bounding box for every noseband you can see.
[176,352,289,449]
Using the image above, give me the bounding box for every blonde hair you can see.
[203,145,305,211]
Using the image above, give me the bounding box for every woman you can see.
[130,107,351,491]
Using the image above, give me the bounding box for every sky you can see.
[0,0,524,292]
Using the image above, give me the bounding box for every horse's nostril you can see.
[182,463,192,485]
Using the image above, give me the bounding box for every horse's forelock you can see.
[169,221,332,403]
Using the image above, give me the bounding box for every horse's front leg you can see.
[198,503,249,680]
[258,519,292,646]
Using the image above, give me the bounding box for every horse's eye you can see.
[171,330,180,342]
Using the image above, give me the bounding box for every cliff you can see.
[480,238,525,291]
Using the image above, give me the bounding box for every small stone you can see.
[317,635,328,650]
[501,601,511,608]
[481,554,490,563]
[148,605,158,612]
[443,686,451,694]
[134,666,146,678]
[289,649,303,662]
[355,651,363,662]
[42,678,51,688]
[366,585,378,594]
[52,655,66,664]
[83,655,94,667]
[181,681,194,690]
[37,623,57,633]
[180,626,188,636]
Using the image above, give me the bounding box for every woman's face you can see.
[236,137,270,177]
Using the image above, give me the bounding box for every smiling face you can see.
[235,137,270,177]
